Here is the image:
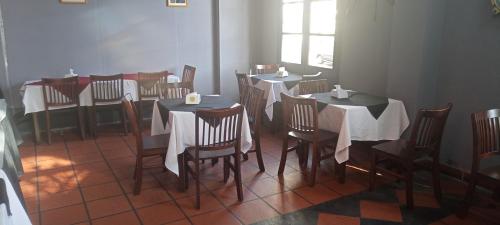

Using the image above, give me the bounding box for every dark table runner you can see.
[157,95,237,125]
[311,92,389,119]
[250,73,302,90]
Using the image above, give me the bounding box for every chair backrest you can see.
[194,106,244,154]
[182,65,196,91]
[163,83,191,99]
[235,72,250,103]
[255,64,279,74]
[471,109,500,163]
[281,93,319,135]
[138,71,168,100]
[90,74,124,104]
[299,79,330,95]
[243,86,264,133]
[122,98,143,149]
[408,103,453,154]
[302,72,323,81]
[41,76,79,108]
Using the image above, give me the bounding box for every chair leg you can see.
[432,158,442,201]
[278,136,289,175]
[77,107,86,140]
[309,143,320,186]
[243,153,249,161]
[369,153,377,191]
[255,136,265,172]
[459,177,477,218]
[45,111,51,144]
[405,169,414,209]
[336,161,346,184]
[161,154,167,172]
[133,157,143,195]
[121,106,128,135]
[133,157,139,180]
[90,107,97,138]
[223,156,230,183]
[234,154,244,202]
[195,157,201,209]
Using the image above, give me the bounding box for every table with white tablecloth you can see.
[150,96,253,175]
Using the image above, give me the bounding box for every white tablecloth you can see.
[318,98,410,163]
[248,76,299,121]
[21,75,180,115]
[151,101,253,175]
[0,170,31,225]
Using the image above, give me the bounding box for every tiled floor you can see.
[18,127,498,225]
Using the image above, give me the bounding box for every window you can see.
[281,0,337,69]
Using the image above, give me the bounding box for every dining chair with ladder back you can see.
[89,74,128,137]
[122,98,169,195]
[368,103,452,209]
[241,86,266,172]
[298,79,330,95]
[279,93,340,186]
[137,71,168,127]
[41,76,85,144]
[180,106,244,209]
[181,65,196,92]
[459,109,500,217]
[235,71,250,103]
[255,64,279,74]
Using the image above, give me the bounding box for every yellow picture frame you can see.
[167,0,188,7]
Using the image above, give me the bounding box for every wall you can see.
[437,0,500,170]
[0,0,215,109]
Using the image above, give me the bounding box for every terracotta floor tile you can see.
[212,185,259,206]
[37,159,72,171]
[439,214,497,225]
[275,171,309,190]
[22,161,37,173]
[25,196,39,214]
[359,200,402,222]
[190,209,241,225]
[68,147,100,157]
[86,195,132,219]
[229,199,280,224]
[82,182,123,202]
[92,211,141,225]
[127,187,171,208]
[176,193,224,217]
[113,167,136,180]
[395,190,440,208]
[137,201,185,225]
[323,179,367,196]
[245,177,288,197]
[101,148,135,160]
[29,213,40,225]
[41,204,88,225]
[164,180,208,199]
[120,175,162,193]
[39,189,83,211]
[293,184,341,204]
[264,161,297,176]
[98,140,130,150]
[317,213,360,225]
[20,180,38,198]
[70,153,105,165]
[73,161,110,173]
[77,170,117,187]
[37,168,79,194]
[36,149,69,162]
[262,191,312,214]
[107,156,136,170]
[165,219,192,225]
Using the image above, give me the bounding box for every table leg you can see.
[336,162,346,184]
[32,112,41,144]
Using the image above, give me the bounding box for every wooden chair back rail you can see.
[409,104,453,152]
[90,74,124,103]
[281,93,318,134]
[163,85,191,99]
[122,98,143,148]
[244,86,265,129]
[299,79,330,95]
[472,109,500,159]
[182,65,196,82]
[236,72,250,102]
[195,106,243,152]
[41,77,79,107]
[138,72,168,99]
[255,64,279,74]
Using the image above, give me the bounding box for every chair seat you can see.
[479,165,500,181]
[186,147,236,160]
[288,130,338,143]
[142,134,169,151]
[373,139,435,160]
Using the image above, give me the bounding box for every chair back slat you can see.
[138,71,168,99]
[163,83,191,99]
[472,109,500,159]
[182,65,196,92]
[195,106,244,152]
[255,64,279,74]
[235,72,250,103]
[242,86,264,132]
[409,103,453,153]
[281,93,318,135]
[298,79,330,95]
[41,76,79,108]
[90,74,124,104]
[122,98,143,148]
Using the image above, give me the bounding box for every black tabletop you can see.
[311,92,389,119]
[157,95,237,123]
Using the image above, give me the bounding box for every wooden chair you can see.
[162,83,191,99]
[89,74,128,137]
[122,98,169,195]
[235,71,250,103]
[255,64,279,74]
[299,79,330,95]
[241,86,265,172]
[41,76,85,144]
[460,109,500,217]
[180,106,244,209]
[181,65,196,92]
[302,72,323,80]
[368,103,453,209]
[137,71,168,126]
[279,93,339,186]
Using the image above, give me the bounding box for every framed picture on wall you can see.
[167,0,188,7]
[60,0,87,4]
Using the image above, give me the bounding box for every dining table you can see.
[150,95,253,176]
